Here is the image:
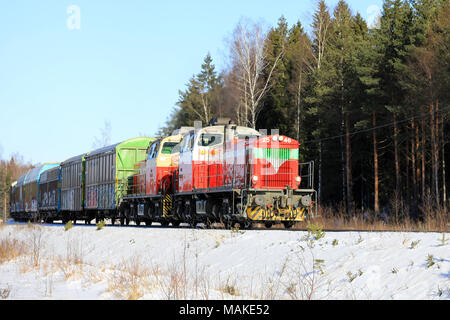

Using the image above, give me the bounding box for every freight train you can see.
[9,118,317,229]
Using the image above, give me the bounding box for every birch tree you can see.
[229,19,284,129]
[92,120,112,149]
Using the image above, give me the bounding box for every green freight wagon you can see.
[84,137,155,221]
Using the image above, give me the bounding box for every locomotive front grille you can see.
[253,147,299,189]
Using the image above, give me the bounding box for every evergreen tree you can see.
[376,0,415,214]
[157,54,223,134]
[306,0,335,204]
[327,1,364,212]
[156,0,449,215]
[286,20,313,145]
[258,16,290,135]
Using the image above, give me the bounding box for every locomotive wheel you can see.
[145,219,152,226]
[160,220,169,227]
[120,217,125,226]
[283,221,295,229]
[264,222,273,229]
[240,221,252,230]
[135,219,141,226]
[220,217,230,229]
[171,221,180,227]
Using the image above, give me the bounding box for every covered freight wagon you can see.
[38,165,61,222]
[84,137,155,221]
[9,181,17,210]
[11,163,59,221]
[60,153,87,219]
[10,170,30,219]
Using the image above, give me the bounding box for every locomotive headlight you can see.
[272,135,278,141]
[278,136,284,141]
[252,175,259,183]
[295,176,301,183]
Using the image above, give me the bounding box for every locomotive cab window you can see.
[161,142,178,154]
[198,133,223,147]
[152,142,160,158]
[147,142,160,159]
[179,136,189,153]
[147,143,155,159]
[171,142,181,154]
[180,132,195,152]
[188,133,195,150]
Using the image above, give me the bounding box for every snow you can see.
[0,220,448,300]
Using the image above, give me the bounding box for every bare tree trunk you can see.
[441,110,447,205]
[341,116,346,212]
[421,107,426,202]
[430,102,439,205]
[373,112,379,213]
[434,101,440,205]
[346,112,352,213]
[296,72,303,142]
[318,141,322,207]
[3,193,6,222]
[340,74,346,212]
[415,119,420,200]
[406,129,410,206]
[200,92,210,125]
[244,79,248,126]
[393,113,400,217]
[411,119,417,202]
[230,21,283,130]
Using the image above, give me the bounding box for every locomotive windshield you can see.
[161,142,178,154]
[198,133,223,147]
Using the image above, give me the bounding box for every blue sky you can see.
[0,0,382,165]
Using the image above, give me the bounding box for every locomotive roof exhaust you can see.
[208,117,234,126]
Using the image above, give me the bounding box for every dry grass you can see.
[54,255,83,280]
[218,278,240,298]
[289,203,449,232]
[107,256,152,300]
[0,238,28,264]
[0,224,41,267]
[0,285,11,299]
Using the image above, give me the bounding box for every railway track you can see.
[5,219,447,233]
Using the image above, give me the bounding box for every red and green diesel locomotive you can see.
[120,118,316,229]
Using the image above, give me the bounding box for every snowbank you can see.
[0,221,448,300]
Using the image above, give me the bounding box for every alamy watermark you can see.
[66,5,81,30]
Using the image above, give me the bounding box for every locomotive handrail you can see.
[299,161,314,190]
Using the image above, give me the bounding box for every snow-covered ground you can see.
[0,220,448,300]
